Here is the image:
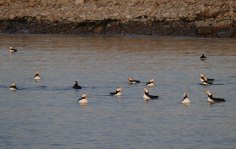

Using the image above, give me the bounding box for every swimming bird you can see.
[9,47,17,53]
[34,72,41,80]
[146,79,155,87]
[9,83,18,91]
[143,88,158,100]
[110,87,122,96]
[128,77,140,84]
[206,90,225,104]
[181,92,191,104]
[72,81,82,89]
[200,53,206,61]
[77,94,88,104]
[200,74,214,85]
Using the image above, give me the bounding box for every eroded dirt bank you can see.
[0,0,235,37]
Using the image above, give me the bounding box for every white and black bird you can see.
[143,88,158,100]
[181,92,191,104]
[206,90,225,104]
[146,79,155,87]
[73,81,82,89]
[77,94,88,104]
[128,77,140,84]
[9,47,18,53]
[9,83,18,91]
[200,74,214,85]
[110,87,122,96]
[200,53,206,61]
[34,72,41,80]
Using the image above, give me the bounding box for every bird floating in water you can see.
[73,81,82,89]
[181,92,191,104]
[9,47,18,53]
[34,72,41,80]
[146,79,155,87]
[143,88,158,100]
[206,90,225,104]
[200,74,214,85]
[200,53,206,61]
[110,87,122,96]
[9,83,18,91]
[128,77,140,84]
[77,94,88,104]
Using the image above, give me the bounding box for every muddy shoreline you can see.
[1,18,235,38]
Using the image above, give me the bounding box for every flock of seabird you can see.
[7,47,226,105]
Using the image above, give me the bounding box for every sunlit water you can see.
[0,34,236,149]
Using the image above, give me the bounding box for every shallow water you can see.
[0,34,236,149]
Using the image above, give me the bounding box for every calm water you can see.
[0,35,236,149]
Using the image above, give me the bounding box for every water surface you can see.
[0,35,236,149]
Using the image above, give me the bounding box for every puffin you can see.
[9,47,18,53]
[110,87,122,96]
[128,77,140,84]
[34,72,41,80]
[78,94,88,104]
[181,92,191,104]
[146,79,155,87]
[206,90,225,104]
[9,83,18,91]
[200,74,214,85]
[73,81,82,89]
[143,88,158,100]
[200,53,206,61]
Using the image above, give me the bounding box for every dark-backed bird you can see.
[77,94,88,104]
[128,77,140,84]
[34,72,41,80]
[146,79,155,87]
[143,88,158,100]
[200,74,214,85]
[181,92,191,104]
[200,53,206,61]
[206,90,225,104]
[9,47,18,53]
[73,81,82,89]
[9,83,18,91]
[110,87,122,96]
